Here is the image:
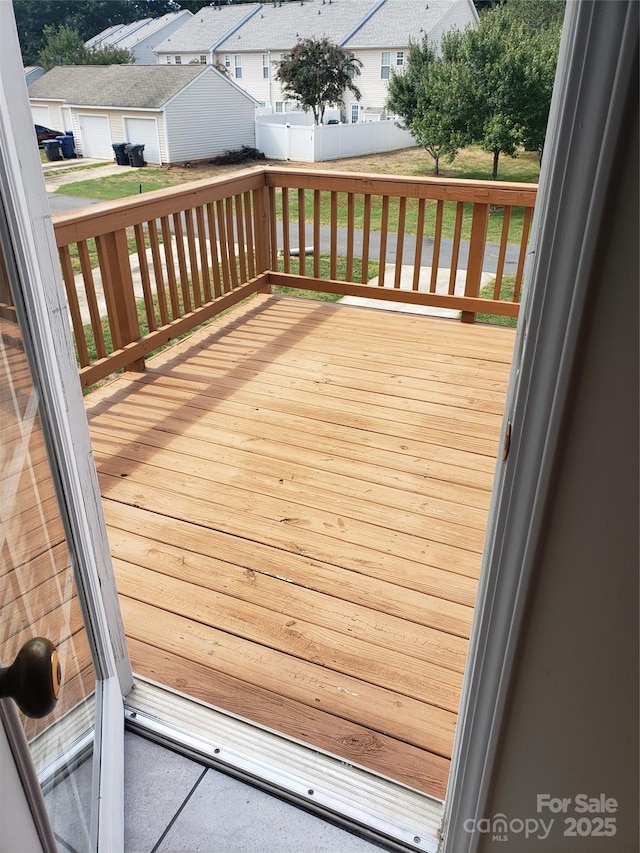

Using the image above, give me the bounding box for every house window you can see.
[275,101,284,113]
[166,56,171,64]
[350,103,360,124]
[396,51,404,67]
[263,54,269,79]
[200,55,207,64]
[224,55,231,71]
[257,100,267,108]
[234,55,243,79]
[381,52,391,79]
[175,55,182,65]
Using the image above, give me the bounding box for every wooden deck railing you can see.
[50,166,536,388]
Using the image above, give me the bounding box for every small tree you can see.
[38,25,132,70]
[275,37,362,125]
[387,38,470,174]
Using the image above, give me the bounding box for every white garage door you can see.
[31,106,51,127]
[123,117,160,165]
[78,115,113,159]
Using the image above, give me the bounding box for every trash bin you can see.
[112,142,129,166]
[127,143,146,167]
[42,140,62,161]
[56,134,76,159]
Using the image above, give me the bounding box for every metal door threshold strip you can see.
[125,678,443,852]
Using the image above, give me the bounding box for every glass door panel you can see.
[1,205,96,851]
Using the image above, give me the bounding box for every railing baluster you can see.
[148,219,169,326]
[216,198,231,292]
[77,239,106,359]
[494,206,512,297]
[58,245,89,367]
[378,196,389,288]
[330,191,338,280]
[243,190,255,280]
[514,206,533,302]
[281,187,290,274]
[269,186,278,273]
[313,190,320,278]
[134,223,157,331]
[448,202,464,295]
[430,200,444,293]
[346,192,355,282]
[184,208,201,309]
[225,197,239,289]
[394,196,406,289]
[235,194,248,284]
[172,212,191,313]
[413,198,426,292]
[206,202,222,299]
[196,206,212,303]
[361,194,371,284]
[298,188,306,276]
[160,216,180,318]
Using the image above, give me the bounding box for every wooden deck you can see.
[84,293,516,800]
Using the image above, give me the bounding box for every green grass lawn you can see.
[475,276,518,327]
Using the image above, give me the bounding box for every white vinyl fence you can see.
[255,113,416,162]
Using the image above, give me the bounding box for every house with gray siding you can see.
[28,65,257,165]
[86,11,194,65]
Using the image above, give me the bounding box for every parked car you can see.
[34,124,62,146]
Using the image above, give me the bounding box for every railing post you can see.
[95,230,144,372]
[254,180,272,294]
[462,203,490,324]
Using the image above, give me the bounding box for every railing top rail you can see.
[53,167,266,247]
[263,166,538,207]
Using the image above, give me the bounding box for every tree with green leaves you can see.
[275,38,362,125]
[459,0,563,176]
[13,1,176,65]
[386,38,470,175]
[37,25,132,70]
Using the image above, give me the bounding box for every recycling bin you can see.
[112,142,129,166]
[56,134,76,159]
[127,143,146,167]
[42,140,62,161]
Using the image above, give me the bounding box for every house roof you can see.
[154,4,263,53]
[342,0,474,48]
[28,65,220,109]
[215,0,378,53]
[87,12,193,51]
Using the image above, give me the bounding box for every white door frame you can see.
[1,5,132,850]
[442,2,638,850]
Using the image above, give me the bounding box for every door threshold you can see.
[124,678,443,853]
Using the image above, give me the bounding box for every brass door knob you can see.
[0,637,61,718]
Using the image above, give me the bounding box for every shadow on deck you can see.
[84,293,516,800]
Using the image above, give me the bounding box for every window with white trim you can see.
[166,55,171,64]
[234,55,242,79]
[200,55,207,64]
[224,55,231,71]
[381,51,391,79]
[350,103,359,124]
[174,55,182,65]
[262,54,269,79]
[396,51,404,67]
[275,101,284,113]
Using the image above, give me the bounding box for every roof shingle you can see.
[28,65,211,109]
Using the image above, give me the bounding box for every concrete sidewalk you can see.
[43,159,141,193]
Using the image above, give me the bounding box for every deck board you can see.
[85,293,515,799]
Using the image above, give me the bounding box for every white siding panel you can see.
[428,0,478,47]
[164,72,255,162]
